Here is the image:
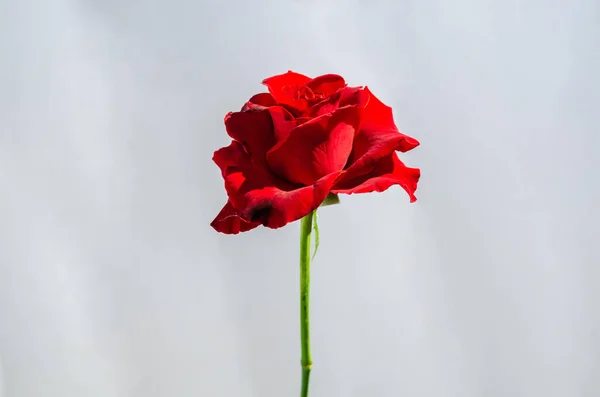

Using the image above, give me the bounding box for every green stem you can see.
[299,211,314,397]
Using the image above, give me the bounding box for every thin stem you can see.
[299,211,314,397]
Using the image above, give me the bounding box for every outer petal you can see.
[342,87,420,180]
[266,106,361,185]
[213,141,341,230]
[241,93,277,111]
[211,201,260,234]
[332,153,420,202]
[360,87,420,153]
[224,106,296,167]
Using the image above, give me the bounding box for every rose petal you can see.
[305,74,347,96]
[266,106,361,185]
[211,201,261,234]
[224,106,295,167]
[341,88,420,180]
[268,107,305,143]
[343,130,408,180]
[241,93,277,111]
[213,141,285,203]
[262,71,312,92]
[361,87,420,153]
[213,141,341,230]
[332,153,420,202]
[262,71,313,113]
[308,86,369,117]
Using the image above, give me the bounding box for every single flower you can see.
[211,71,420,234]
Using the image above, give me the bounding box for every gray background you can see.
[0,0,599,396]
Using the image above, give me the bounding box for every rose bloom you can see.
[211,71,420,234]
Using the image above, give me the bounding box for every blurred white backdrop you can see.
[1,0,599,396]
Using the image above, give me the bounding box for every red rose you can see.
[211,71,420,234]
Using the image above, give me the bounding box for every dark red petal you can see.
[361,87,420,152]
[332,153,420,202]
[238,171,341,229]
[305,74,346,96]
[266,106,361,185]
[224,106,295,167]
[211,201,260,234]
[213,141,241,177]
[213,141,340,230]
[224,110,274,167]
[241,93,277,111]
[309,86,369,117]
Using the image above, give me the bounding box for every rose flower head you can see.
[211,71,420,234]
